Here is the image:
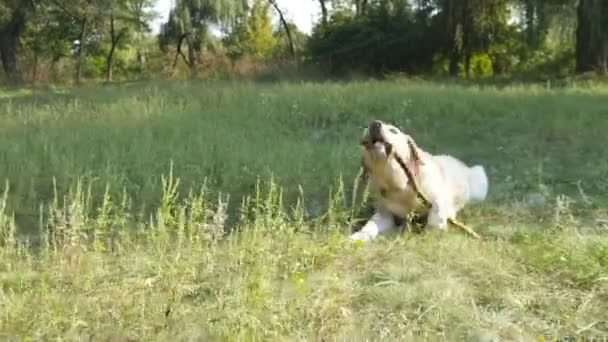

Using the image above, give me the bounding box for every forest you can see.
[1,0,607,85]
[3,1,608,340]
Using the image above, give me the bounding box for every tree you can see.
[102,0,130,81]
[512,0,576,70]
[433,0,510,77]
[21,1,76,82]
[100,0,156,81]
[522,0,546,49]
[224,0,276,60]
[49,0,99,83]
[125,0,158,72]
[22,0,46,82]
[575,0,608,73]
[273,21,307,62]
[354,0,368,17]
[308,0,436,74]
[0,0,32,84]
[317,0,328,28]
[160,0,247,76]
[267,0,296,62]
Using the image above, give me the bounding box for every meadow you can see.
[1,79,608,340]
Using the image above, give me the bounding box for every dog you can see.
[350,120,489,242]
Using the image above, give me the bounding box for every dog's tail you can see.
[468,165,488,203]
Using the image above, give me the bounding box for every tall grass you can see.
[1,79,607,340]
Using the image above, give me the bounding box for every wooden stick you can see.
[392,142,481,239]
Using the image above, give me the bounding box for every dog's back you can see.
[433,155,488,209]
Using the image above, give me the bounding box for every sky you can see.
[152,0,320,35]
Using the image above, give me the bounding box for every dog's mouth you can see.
[361,121,393,156]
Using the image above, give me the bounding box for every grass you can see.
[1,78,608,340]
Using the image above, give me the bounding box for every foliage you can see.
[308,1,437,75]
[305,0,587,78]
[0,0,31,83]
[223,0,277,61]
[159,0,247,75]
[272,21,308,61]
[0,0,606,84]
[575,0,608,73]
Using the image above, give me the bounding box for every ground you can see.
[1,79,607,340]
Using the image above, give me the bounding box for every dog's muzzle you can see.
[361,120,393,156]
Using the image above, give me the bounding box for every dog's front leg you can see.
[425,202,450,231]
[350,211,396,242]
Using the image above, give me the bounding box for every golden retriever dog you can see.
[350,120,488,242]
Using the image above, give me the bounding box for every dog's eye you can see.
[388,128,399,134]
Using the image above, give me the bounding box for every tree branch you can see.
[171,33,188,75]
[268,0,296,61]
[49,0,78,20]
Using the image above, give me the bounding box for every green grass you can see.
[1,79,608,340]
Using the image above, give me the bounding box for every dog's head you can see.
[360,120,412,160]
[360,120,423,180]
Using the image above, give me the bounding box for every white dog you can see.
[350,120,488,242]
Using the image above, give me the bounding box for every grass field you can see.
[1,79,608,340]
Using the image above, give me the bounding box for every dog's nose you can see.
[369,120,382,130]
[369,120,383,139]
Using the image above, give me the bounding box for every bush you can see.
[307,3,437,76]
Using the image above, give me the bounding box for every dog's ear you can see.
[407,138,424,166]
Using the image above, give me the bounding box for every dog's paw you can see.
[349,231,372,242]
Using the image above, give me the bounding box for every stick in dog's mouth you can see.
[361,120,393,156]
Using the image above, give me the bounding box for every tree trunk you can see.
[269,0,296,63]
[76,17,87,84]
[448,48,459,76]
[524,0,536,47]
[445,0,459,76]
[601,36,608,74]
[360,0,368,16]
[106,16,115,82]
[50,56,59,82]
[464,52,471,78]
[355,0,368,17]
[536,0,547,46]
[0,6,26,85]
[462,0,472,78]
[488,53,504,76]
[133,0,146,72]
[32,49,39,83]
[318,0,328,28]
[105,15,124,82]
[575,0,608,73]
[171,33,186,75]
[0,32,22,84]
[136,50,145,70]
[185,33,197,77]
[106,51,114,82]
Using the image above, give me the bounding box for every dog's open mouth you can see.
[361,121,393,156]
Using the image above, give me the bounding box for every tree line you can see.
[0,0,606,85]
